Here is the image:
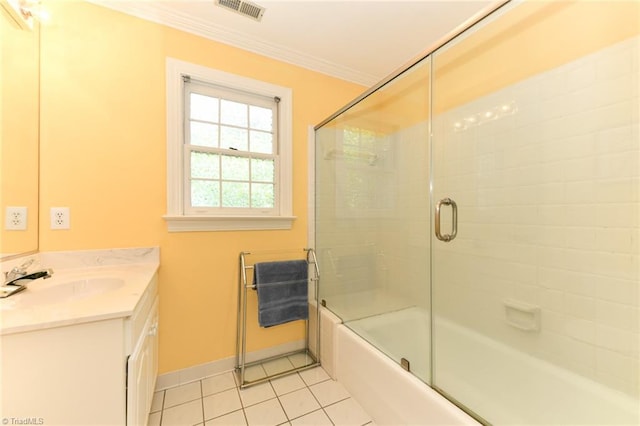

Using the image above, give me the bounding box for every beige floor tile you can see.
[270,373,306,396]
[241,364,268,383]
[309,380,350,407]
[205,408,247,425]
[148,411,161,426]
[298,367,329,386]
[203,388,243,420]
[151,390,165,413]
[161,399,204,426]
[287,353,316,369]
[278,388,320,420]
[262,357,295,376]
[164,381,202,408]
[239,381,277,407]
[244,398,288,426]
[289,409,332,426]
[202,372,237,396]
[324,398,371,426]
[155,367,372,426]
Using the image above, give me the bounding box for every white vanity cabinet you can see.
[0,273,159,425]
[127,294,159,425]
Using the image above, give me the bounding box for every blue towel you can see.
[254,260,308,327]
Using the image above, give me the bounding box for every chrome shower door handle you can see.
[435,198,458,242]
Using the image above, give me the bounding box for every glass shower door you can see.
[315,57,432,383]
[431,1,639,424]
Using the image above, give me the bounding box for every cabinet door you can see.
[127,297,159,426]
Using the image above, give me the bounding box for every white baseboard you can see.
[155,339,306,391]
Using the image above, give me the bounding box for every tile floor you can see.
[148,364,375,426]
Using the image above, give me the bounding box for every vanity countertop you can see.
[0,247,159,335]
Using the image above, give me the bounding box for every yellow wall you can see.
[38,1,364,373]
[1,10,39,256]
[434,0,640,112]
[323,0,640,134]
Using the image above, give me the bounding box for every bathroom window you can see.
[164,58,294,231]
[185,80,279,212]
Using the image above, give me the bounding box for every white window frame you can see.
[164,58,295,232]
[183,80,280,216]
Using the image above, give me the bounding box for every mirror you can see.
[0,4,39,259]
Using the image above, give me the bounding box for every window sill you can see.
[163,215,296,232]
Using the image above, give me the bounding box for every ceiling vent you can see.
[215,0,265,22]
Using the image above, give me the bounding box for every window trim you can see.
[164,57,295,232]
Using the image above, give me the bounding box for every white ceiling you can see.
[91,0,496,87]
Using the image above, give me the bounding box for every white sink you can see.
[15,278,125,306]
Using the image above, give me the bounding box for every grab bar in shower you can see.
[435,198,458,242]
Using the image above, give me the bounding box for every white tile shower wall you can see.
[315,121,431,317]
[383,122,431,309]
[432,35,639,396]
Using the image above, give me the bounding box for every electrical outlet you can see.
[50,207,70,229]
[5,206,27,230]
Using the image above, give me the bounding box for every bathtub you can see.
[320,306,478,426]
[321,306,639,425]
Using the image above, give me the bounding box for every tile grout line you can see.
[299,372,337,426]
[269,373,298,425]
[155,366,368,426]
[233,367,251,426]
[159,390,165,426]
[199,380,205,426]
[309,386,336,426]
[233,377,250,426]
[269,375,292,425]
[274,371,321,424]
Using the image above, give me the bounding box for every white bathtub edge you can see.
[333,322,479,426]
[314,304,341,379]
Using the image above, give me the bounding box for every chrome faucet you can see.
[3,258,54,287]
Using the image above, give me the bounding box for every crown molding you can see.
[87,1,377,86]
